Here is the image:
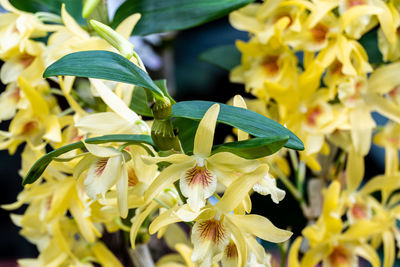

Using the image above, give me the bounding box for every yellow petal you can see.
[43,114,62,143]
[69,191,97,242]
[288,237,302,267]
[61,4,89,39]
[92,242,123,267]
[301,243,331,267]
[368,62,400,94]
[216,165,268,213]
[45,179,74,221]
[354,243,380,267]
[142,153,192,165]
[149,207,181,235]
[383,231,395,267]
[18,77,49,116]
[225,217,247,267]
[340,5,382,30]
[116,13,141,39]
[349,107,374,156]
[164,223,191,249]
[233,95,249,141]
[230,214,292,243]
[76,112,136,135]
[84,142,121,158]
[130,201,159,249]
[345,148,364,192]
[117,163,128,218]
[90,79,145,129]
[144,161,193,203]
[208,152,260,173]
[193,104,220,157]
[364,94,400,124]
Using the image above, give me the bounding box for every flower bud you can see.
[90,19,134,59]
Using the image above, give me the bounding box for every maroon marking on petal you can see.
[225,241,238,259]
[198,219,227,244]
[185,165,213,187]
[95,158,109,176]
[20,121,39,136]
[348,0,365,8]
[128,167,138,186]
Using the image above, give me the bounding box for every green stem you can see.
[153,197,171,209]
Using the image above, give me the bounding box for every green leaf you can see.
[43,50,165,100]
[111,0,254,36]
[129,86,153,117]
[199,44,241,71]
[172,117,199,154]
[211,136,289,159]
[22,134,154,185]
[359,28,383,64]
[171,101,304,151]
[10,0,84,24]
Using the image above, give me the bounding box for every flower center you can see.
[262,56,280,76]
[311,23,329,44]
[198,219,227,244]
[225,241,238,259]
[128,167,139,186]
[185,165,213,187]
[350,202,367,220]
[328,246,351,266]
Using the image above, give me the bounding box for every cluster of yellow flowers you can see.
[0,1,298,266]
[230,0,400,266]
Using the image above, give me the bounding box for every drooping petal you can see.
[301,243,331,267]
[76,112,136,135]
[61,4,89,39]
[229,214,292,243]
[383,231,395,267]
[354,243,380,267]
[116,13,141,39]
[84,142,121,158]
[92,242,123,267]
[90,79,147,132]
[288,237,302,267]
[208,152,260,174]
[193,104,220,157]
[116,162,128,218]
[232,95,249,141]
[216,165,268,213]
[345,147,364,192]
[253,171,286,204]
[130,201,159,249]
[144,161,194,203]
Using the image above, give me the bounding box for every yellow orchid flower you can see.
[150,202,291,267]
[0,0,61,59]
[290,181,381,267]
[143,104,261,212]
[0,77,61,153]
